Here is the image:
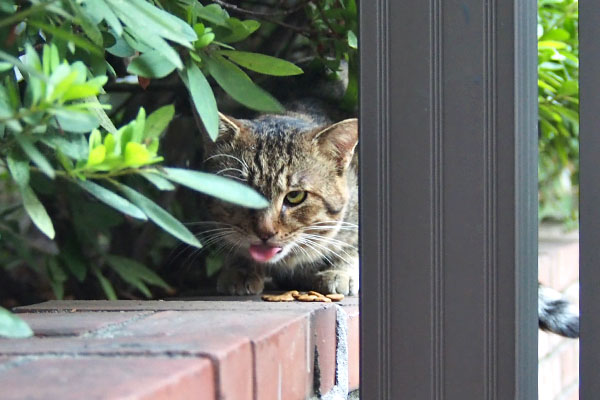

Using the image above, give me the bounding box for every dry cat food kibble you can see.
[261,290,299,302]
[261,290,344,303]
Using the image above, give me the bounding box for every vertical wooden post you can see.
[359,0,538,398]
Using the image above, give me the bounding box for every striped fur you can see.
[538,285,579,338]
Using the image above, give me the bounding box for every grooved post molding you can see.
[359,0,538,398]
[579,0,600,398]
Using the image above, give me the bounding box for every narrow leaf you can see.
[206,55,283,113]
[76,180,147,220]
[144,104,175,139]
[20,185,55,239]
[216,51,303,76]
[94,269,117,300]
[140,171,175,191]
[106,255,171,290]
[7,154,30,187]
[0,307,33,339]
[185,62,219,140]
[15,136,55,179]
[116,183,201,248]
[160,167,269,209]
[127,51,177,78]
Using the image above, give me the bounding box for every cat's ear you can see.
[312,118,358,171]
[217,113,243,139]
[193,109,245,143]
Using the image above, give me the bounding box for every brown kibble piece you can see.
[325,293,345,302]
[296,294,318,302]
[308,290,332,303]
[261,291,296,302]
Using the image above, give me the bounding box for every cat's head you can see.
[202,113,358,266]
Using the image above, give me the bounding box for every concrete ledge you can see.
[2,297,359,400]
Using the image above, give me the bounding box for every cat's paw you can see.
[217,268,265,295]
[313,269,358,295]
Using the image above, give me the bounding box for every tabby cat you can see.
[202,109,358,296]
[200,108,579,338]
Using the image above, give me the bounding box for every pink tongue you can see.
[248,245,282,262]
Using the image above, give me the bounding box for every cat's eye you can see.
[284,190,307,206]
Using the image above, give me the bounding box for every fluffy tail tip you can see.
[539,286,579,338]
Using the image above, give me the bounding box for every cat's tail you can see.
[538,285,579,338]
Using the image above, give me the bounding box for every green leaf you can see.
[160,167,269,209]
[28,20,104,56]
[124,142,151,166]
[347,30,358,49]
[116,183,202,248]
[218,17,260,43]
[140,171,175,191]
[206,55,284,113]
[195,4,229,27]
[0,307,33,339]
[47,257,67,300]
[105,0,196,50]
[69,0,104,46]
[127,51,177,78]
[7,154,30,188]
[20,185,55,240]
[94,269,117,300]
[106,255,171,292]
[216,50,303,76]
[106,256,152,297]
[538,40,568,50]
[76,180,147,220]
[42,134,88,160]
[52,108,100,133]
[15,136,55,179]
[185,62,219,140]
[144,104,175,139]
[87,145,106,166]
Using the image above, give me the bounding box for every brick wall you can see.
[538,225,579,400]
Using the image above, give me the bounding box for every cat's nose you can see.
[256,230,276,242]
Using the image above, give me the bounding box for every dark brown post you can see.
[579,0,600,397]
[358,0,538,398]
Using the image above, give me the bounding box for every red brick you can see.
[250,315,311,400]
[560,341,579,388]
[345,305,360,391]
[538,355,562,400]
[15,299,336,313]
[0,357,215,400]
[311,304,337,395]
[19,311,149,336]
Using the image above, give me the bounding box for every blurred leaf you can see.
[52,108,100,133]
[94,269,117,300]
[76,180,147,220]
[0,307,33,339]
[124,142,151,166]
[116,183,202,248]
[140,171,175,191]
[20,185,55,240]
[15,135,55,179]
[106,255,171,293]
[216,51,303,76]
[28,20,104,56]
[206,55,283,113]
[144,104,175,139]
[7,154,30,188]
[160,167,269,209]
[185,62,219,140]
[195,4,229,26]
[347,30,358,49]
[47,257,67,299]
[127,51,177,78]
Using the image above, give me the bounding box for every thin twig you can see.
[210,0,312,17]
